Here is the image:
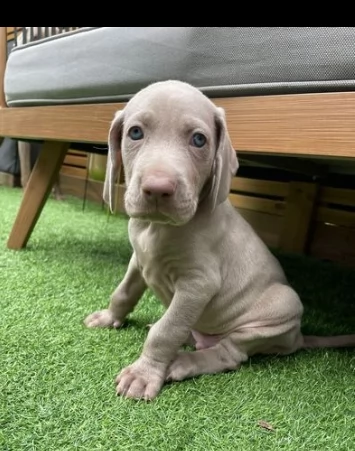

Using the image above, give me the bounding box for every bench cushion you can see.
[5,27,355,107]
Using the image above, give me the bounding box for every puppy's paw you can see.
[115,358,165,400]
[84,309,122,328]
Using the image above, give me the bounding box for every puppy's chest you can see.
[131,227,180,301]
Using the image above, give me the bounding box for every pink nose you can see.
[142,175,176,199]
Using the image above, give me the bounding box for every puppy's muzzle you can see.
[141,172,177,203]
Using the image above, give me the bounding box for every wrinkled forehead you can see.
[124,83,217,128]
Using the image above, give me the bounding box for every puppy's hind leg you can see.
[166,335,248,382]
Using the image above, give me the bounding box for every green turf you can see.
[1,186,354,451]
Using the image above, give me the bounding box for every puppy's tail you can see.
[302,334,355,349]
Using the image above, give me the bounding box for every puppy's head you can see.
[104,80,238,225]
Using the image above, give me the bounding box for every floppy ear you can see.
[103,110,125,213]
[208,107,239,210]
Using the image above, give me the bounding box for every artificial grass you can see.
[0,186,354,451]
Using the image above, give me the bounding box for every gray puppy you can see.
[85,80,355,400]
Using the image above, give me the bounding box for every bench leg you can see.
[7,140,69,250]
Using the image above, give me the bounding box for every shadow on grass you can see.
[275,251,355,335]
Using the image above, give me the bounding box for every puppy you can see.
[85,80,355,400]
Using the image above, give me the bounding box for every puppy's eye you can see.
[191,132,206,148]
[128,126,144,140]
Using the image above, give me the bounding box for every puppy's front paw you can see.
[84,309,122,328]
[115,358,165,400]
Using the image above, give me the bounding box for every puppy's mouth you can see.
[129,210,181,225]
[125,192,198,226]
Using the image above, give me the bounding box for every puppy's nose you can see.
[142,176,176,199]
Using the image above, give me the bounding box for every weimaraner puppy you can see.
[84,80,355,400]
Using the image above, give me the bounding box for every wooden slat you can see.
[61,171,355,228]
[319,186,355,208]
[6,27,22,35]
[279,182,319,253]
[309,222,355,267]
[60,165,87,178]
[6,28,22,41]
[229,193,285,216]
[59,173,99,203]
[2,92,355,158]
[63,154,87,167]
[316,207,355,228]
[6,27,79,42]
[230,177,288,198]
[68,149,88,156]
[59,173,126,212]
[0,171,19,187]
[237,209,282,248]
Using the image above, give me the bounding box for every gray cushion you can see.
[0,138,20,175]
[5,27,355,107]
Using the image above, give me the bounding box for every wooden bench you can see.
[1,27,355,252]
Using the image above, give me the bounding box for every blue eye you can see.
[191,132,206,148]
[128,126,144,140]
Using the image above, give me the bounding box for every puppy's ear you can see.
[208,107,239,211]
[103,109,125,213]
